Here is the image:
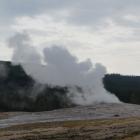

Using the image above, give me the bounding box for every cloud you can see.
[1,0,140,75]
[10,13,140,75]
[0,0,139,31]
[1,0,140,26]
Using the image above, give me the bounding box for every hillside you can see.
[1,61,140,112]
[0,61,73,111]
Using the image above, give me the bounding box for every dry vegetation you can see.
[0,117,140,140]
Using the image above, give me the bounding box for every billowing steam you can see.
[8,33,120,105]
[0,63,8,78]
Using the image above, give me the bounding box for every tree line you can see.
[103,74,140,104]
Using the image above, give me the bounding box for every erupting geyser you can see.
[8,32,120,106]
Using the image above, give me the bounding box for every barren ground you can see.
[0,103,140,140]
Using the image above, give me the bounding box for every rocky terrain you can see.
[0,103,140,139]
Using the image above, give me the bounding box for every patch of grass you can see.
[1,117,140,140]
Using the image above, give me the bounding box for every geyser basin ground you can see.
[0,103,140,139]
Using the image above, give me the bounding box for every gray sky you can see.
[0,0,140,75]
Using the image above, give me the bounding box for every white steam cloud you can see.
[8,33,120,105]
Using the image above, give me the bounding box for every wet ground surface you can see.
[0,103,140,128]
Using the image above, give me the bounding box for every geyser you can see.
[8,32,120,105]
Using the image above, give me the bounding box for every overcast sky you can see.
[0,0,140,75]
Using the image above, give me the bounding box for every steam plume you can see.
[0,63,8,78]
[8,33,120,105]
